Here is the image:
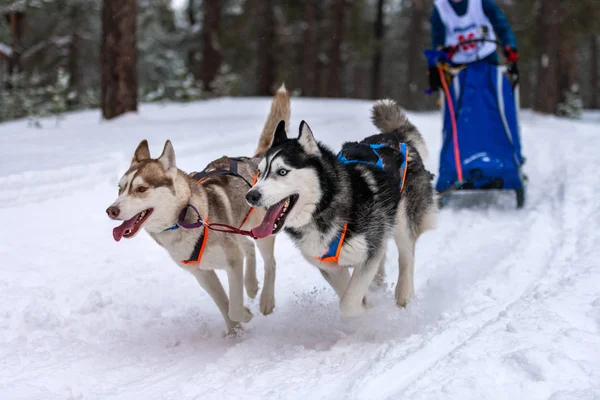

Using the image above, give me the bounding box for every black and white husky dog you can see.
[246,99,437,316]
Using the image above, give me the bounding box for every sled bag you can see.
[436,60,524,192]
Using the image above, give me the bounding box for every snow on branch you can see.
[22,36,72,60]
[0,42,12,59]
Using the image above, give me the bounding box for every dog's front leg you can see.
[372,251,387,289]
[241,237,259,299]
[190,269,240,334]
[256,236,277,315]
[339,253,384,317]
[226,255,253,323]
[318,267,351,300]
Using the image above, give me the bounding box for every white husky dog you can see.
[106,86,290,334]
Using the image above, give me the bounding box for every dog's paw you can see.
[396,299,408,308]
[229,307,253,323]
[260,291,275,315]
[370,273,386,291]
[245,277,259,299]
[224,323,244,338]
[395,295,414,308]
[395,283,414,308]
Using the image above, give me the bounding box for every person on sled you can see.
[426,0,527,208]
[428,0,519,90]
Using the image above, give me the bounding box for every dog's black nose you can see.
[246,190,262,205]
[106,206,120,219]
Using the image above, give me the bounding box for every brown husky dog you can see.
[106,85,290,334]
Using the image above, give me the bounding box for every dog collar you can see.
[160,204,210,264]
[164,204,205,231]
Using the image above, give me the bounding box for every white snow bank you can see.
[0,100,599,399]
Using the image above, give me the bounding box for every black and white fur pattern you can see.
[247,99,437,315]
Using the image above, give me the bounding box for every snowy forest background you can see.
[0,0,598,122]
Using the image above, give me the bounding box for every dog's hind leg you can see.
[226,251,254,323]
[394,219,415,308]
[241,238,259,299]
[190,269,241,335]
[339,253,384,317]
[318,267,351,300]
[256,236,276,315]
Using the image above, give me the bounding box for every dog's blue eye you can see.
[278,169,288,176]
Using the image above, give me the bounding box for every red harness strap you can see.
[438,65,463,183]
[181,170,258,265]
[239,171,258,227]
[180,217,209,265]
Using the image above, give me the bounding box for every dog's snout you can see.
[106,205,120,219]
[246,190,262,205]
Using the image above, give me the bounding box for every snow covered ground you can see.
[0,98,599,400]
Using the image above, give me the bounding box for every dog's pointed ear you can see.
[132,140,151,165]
[158,140,177,177]
[298,121,319,155]
[271,120,288,148]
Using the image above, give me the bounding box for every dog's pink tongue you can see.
[251,199,287,239]
[112,215,138,242]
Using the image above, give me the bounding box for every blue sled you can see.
[430,59,526,205]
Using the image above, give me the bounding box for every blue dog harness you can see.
[316,223,348,263]
[319,143,409,264]
[337,143,409,192]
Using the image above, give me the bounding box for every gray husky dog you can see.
[106,86,290,334]
[246,99,436,316]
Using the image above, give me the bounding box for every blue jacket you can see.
[430,0,517,64]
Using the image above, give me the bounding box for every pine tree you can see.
[138,0,193,100]
[557,83,583,119]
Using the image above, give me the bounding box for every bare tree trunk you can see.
[557,41,577,110]
[101,0,138,120]
[519,61,533,109]
[316,58,327,97]
[5,11,25,88]
[405,0,426,110]
[201,0,222,93]
[591,34,599,109]
[302,0,318,97]
[327,0,346,98]
[257,0,276,95]
[533,0,561,114]
[371,0,385,99]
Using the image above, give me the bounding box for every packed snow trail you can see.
[0,99,598,400]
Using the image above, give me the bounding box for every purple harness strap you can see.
[177,204,205,229]
[171,204,257,239]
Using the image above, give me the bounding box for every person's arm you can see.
[482,0,517,50]
[428,7,445,92]
[430,6,446,50]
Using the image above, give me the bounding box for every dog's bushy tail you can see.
[371,99,428,161]
[255,84,290,156]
